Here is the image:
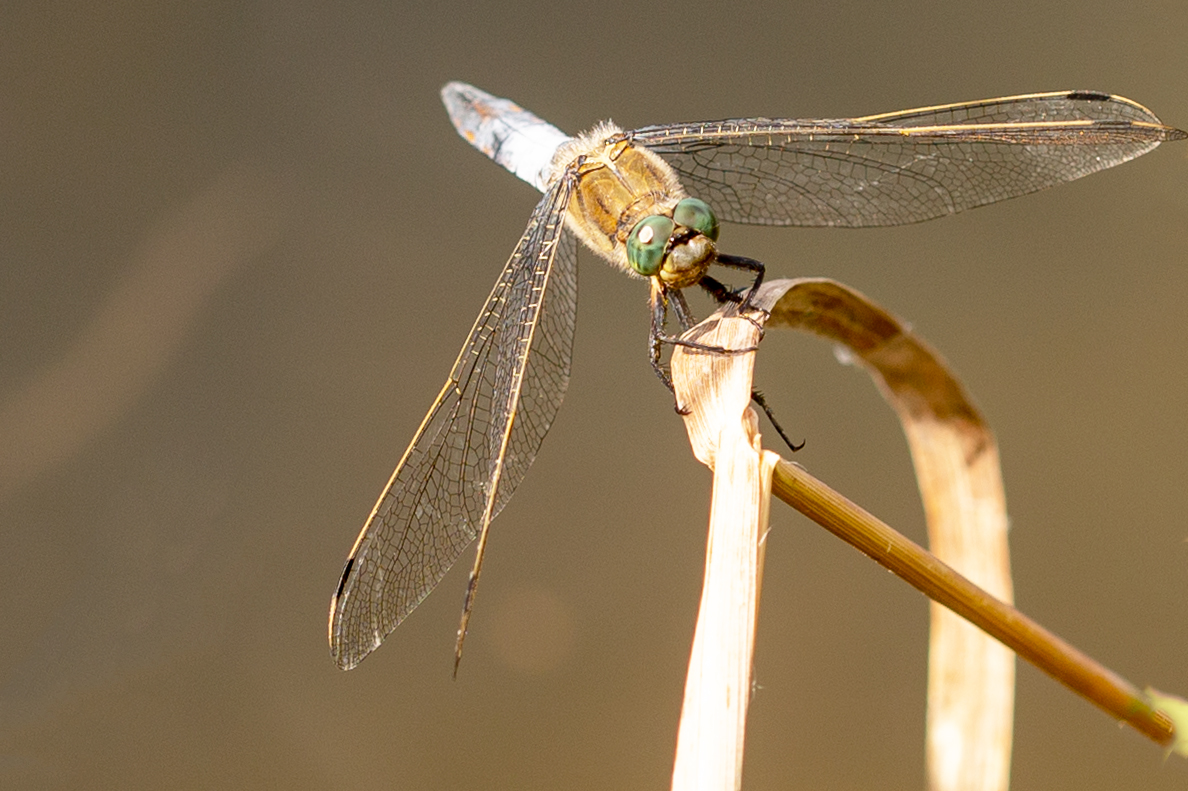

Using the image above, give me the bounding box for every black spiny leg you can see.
[669,288,698,331]
[704,261,803,454]
[698,275,742,306]
[650,274,803,454]
[750,390,805,452]
[648,280,676,394]
[715,253,766,312]
[649,279,763,415]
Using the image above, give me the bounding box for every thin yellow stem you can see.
[770,458,1176,747]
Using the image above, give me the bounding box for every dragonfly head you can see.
[625,197,720,289]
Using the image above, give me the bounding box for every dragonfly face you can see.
[327,82,1184,672]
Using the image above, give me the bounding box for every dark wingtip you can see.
[334,557,354,599]
[1062,90,1187,141]
[1064,90,1112,102]
[328,557,359,670]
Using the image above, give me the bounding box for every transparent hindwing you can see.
[329,179,578,670]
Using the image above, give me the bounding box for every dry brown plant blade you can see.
[669,304,779,791]
[764,278,1013,791]
[667,279,1182,787]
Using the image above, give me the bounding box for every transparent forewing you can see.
[329,181,577,670]
[631,91,1186,227]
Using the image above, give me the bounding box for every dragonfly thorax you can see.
[551,123,708,281]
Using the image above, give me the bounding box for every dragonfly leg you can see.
[715,254,769,331]
[751,389,804,452]
[663,334,759,356]
[679,284,757,352]
[697,274,742,306]
[652,281,760,359]
[650,282,757,414]
[649,283,676,390]
[669,288,698,330]
[650,282,801,452]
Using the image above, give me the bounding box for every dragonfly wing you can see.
[632,91,1186,227]
[329,181,578,670]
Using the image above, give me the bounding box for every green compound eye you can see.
[626,215,675,276]
[673,197,719,241]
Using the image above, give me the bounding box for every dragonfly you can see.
[328,81,1184,672]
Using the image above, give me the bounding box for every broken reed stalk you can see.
[669,278,1185,791]
[670,293,778,791]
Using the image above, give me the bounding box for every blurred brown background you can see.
[2,1,1187,788]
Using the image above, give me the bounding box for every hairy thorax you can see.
[548,123,693,279]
